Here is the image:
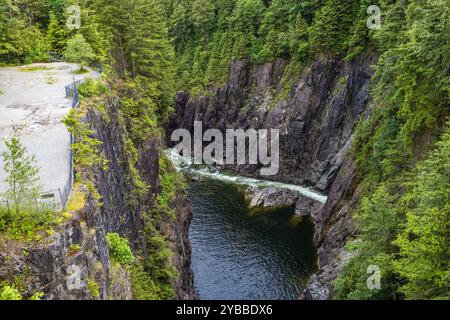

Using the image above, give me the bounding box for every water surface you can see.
[187,178,317,300]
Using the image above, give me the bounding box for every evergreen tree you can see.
[394,126,450,300]
[309,0,356,55]
[231,0,265,35]
[64,33,95,71]
[96,0,175,118]
[46,11,67,54]
[335,185,400,300]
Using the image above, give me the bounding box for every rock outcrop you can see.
[167,51,377,299]
[0,210,130,300]
[246,187,323,220]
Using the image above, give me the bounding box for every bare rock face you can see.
[247,188,299,209]
[167,52,376,193]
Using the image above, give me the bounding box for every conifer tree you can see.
[64,33,95,71]
[46,11,67,54]
[309,0,356,55]
[96,0,175,118]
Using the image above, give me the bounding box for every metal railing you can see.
[62,78,81,209]
[65,79,82,108]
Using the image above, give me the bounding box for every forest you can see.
[0,0,449,300]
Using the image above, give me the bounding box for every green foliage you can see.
[106,233,135,265]
[2,208,56,241]
[30,292,45,300]
[394,126,450,300]
[46,11,67,54]
[191,0,215,39]
[0,284,44,300]
[154,156,186,219]
[0,0,50,64]
[77,4,107,63]
[335,185,400,300]
[130,261,162,300]
[64,34,95,71]
[69,244,81,254]
[62,109,108,170]
[309,0,356,55]
[140,222,176,299]
[1,138,41,215]
[167,0,343,93]
[337,0,450,300]
[0,285,22,300]
[77,78,109,98]
[96,0,175,119]
[87,279,100,299]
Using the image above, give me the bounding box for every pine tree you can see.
[64,34,95,71]
[191,0,215,44]
[309,0,356,55]
[232,0,265,35]
[46,11,67,54]
[394,126,450,300]
[96,0,175,118]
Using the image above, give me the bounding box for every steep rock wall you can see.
[167,52,377,299]
[168,52,376,192]
[86,99,196,300]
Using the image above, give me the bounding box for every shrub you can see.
[0,286,22,300]
[87,280,100,299]
[106,233,135,265]
[130,262,161,300]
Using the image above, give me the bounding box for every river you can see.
[167,150,323,300]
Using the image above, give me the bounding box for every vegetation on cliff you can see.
[1,0,187,300]
[164,0,449,300]
[0,0,448,300]
[335,0,449,300]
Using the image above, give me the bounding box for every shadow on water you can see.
[187,178,318,300]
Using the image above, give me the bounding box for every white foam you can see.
[165,149,328,204]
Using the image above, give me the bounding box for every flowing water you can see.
[166,150,325,300]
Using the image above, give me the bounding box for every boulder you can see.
[246,187,323,219]
[247,187,299,209]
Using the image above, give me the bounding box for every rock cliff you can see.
[167,51,377,299]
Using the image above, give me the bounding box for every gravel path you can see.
[0,62,94,207]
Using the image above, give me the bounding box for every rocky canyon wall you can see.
[167,52,377,299]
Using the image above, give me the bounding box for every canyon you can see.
[167,51,377,299]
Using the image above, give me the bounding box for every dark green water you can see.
[187,178,318,300]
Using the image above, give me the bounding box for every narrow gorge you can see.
[0,0,448,301]
[166,51,377,299]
